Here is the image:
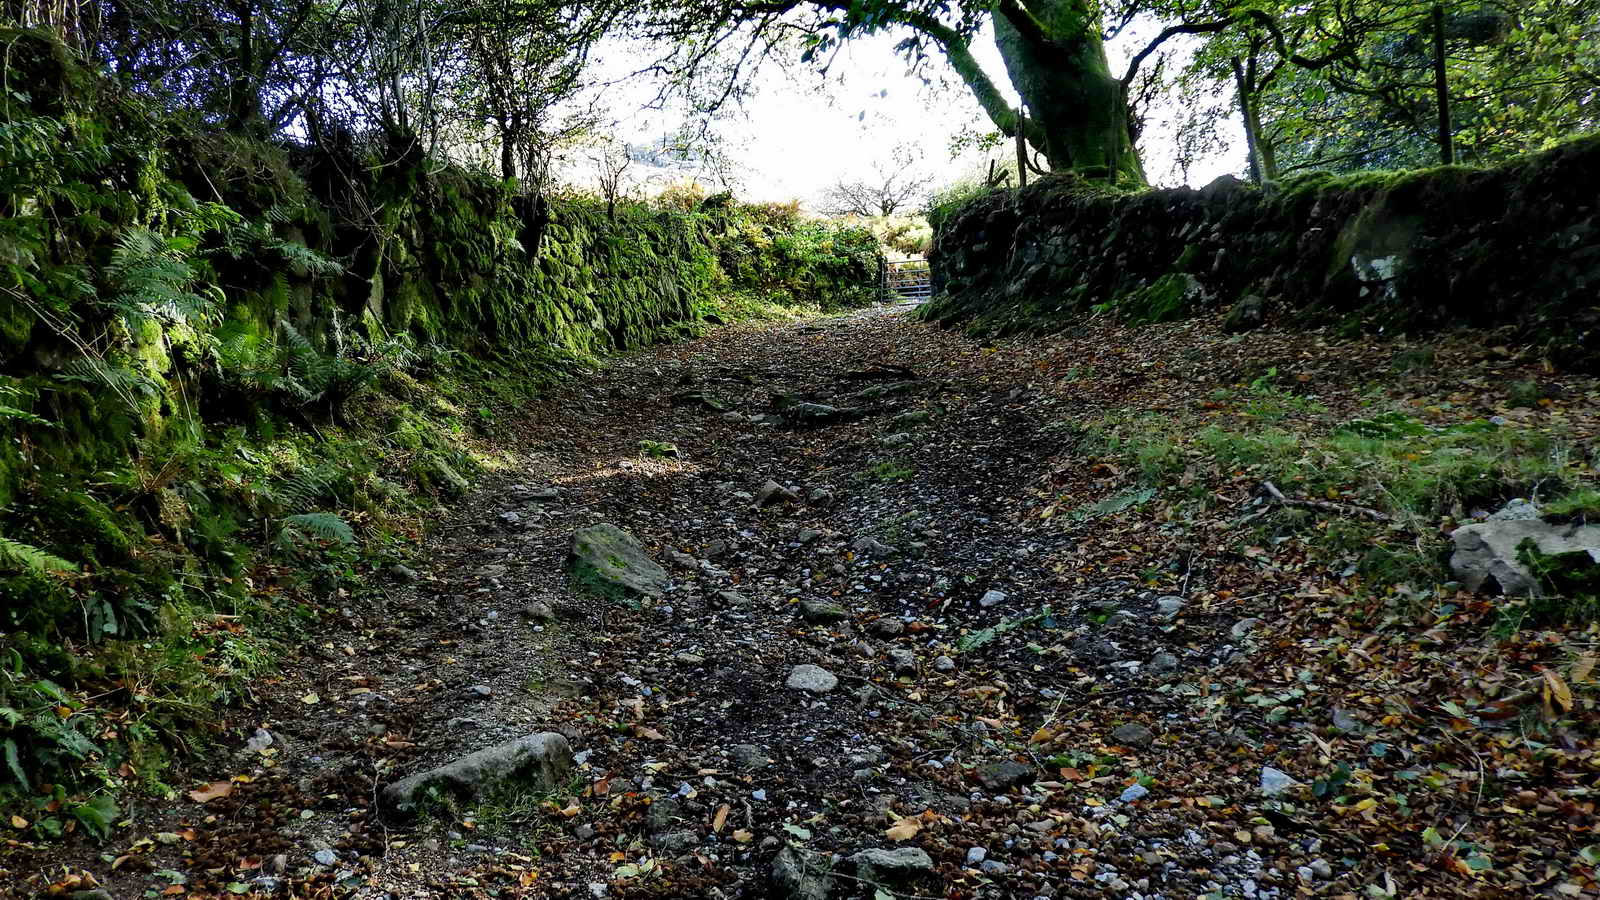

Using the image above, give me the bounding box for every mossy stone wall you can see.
[924,136,1600,371]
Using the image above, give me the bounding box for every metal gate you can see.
[879,258,931,303]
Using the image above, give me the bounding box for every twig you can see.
[1254,481,1392,523]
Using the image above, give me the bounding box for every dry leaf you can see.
[188,781,234,804]
[1543,669,1573,713]
[885,817,921,841]
[9,815,27,829]
[732,829,753,843]
[712,804,729,833]
[1571,654,1596,684]
[633,725,666,741]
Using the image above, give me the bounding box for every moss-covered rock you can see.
[569,524,669,603]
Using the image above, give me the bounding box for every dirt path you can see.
[12,302,1598,899]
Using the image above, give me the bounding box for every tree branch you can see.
[1121,19,1232,89]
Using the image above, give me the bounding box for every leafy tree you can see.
[1170,0,1600,178]
[631,0,1165,183]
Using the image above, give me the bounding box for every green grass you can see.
[1088,408,1595,616]
[865,459,915,482]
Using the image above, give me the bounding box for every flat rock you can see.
[730,744,773,770]
[1110,722,1155,748]
[785,664,838,694]
[382,732,573,815]
[847,847,935,881]
[974,759,1034,792]
[756,480,801,507]
[771,846,832,900]
[978,589,1007,608]
[1261,766,1299,796]
[1449,518,1600,596]
[570,524,669,601]
[799,600,849,624]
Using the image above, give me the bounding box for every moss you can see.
[1114,273,1200,325]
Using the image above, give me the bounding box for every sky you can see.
[577,24,1249,208]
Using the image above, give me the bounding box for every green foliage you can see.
[1514,539,1600,625]
[0,33,885,827]
[277,512,357,554]
[0,536,78,576]
[865,459,915,482]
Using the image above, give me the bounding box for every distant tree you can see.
[818,149,933,217]
[591,138,633,220]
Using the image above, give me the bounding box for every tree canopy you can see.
[5,0,1594,192]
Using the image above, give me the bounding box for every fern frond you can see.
[0,537,77,576]
[279,512,355,546]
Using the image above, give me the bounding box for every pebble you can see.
[466,684,492,699]
[978,589,1008,608]
[932,655,956,672]
[1110,722,1155,747]
[1260,766,1297,796]
[785,664,839,694]
[245,728,274,752]
[1119,784,1149,803]
[313,849,338,866]
[966,847,987,866]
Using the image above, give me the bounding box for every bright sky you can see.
[584,24,1247,207]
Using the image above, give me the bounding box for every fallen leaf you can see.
[712,804,729,833]
[1543,669,1573,714]
[731,829,753,843]
[1571,655,1596,684]
[188,781,233,804]
[299,693,320,705]
[885,817,921,841]
[9,815,27,829]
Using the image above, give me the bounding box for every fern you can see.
[101,227,221,328]
[55,356,159,414]
[0,537,77,575]
[274,466,335,513]
[278,512,356,550]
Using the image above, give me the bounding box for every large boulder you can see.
[382,732,573,815]
[1449,519,1600,596]
[570,524,669,601]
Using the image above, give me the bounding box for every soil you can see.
[5,300,1597,900]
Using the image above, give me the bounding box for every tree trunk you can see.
[992,0,1145,184]
[1432,3,1454,165]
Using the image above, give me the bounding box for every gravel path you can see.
[15,301,1597,899]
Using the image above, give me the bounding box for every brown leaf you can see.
[187,781,233,804]
[632,725,666,741]
[1543,669,1573,714]
[712,804,729,834]
[885,817,921,841]
[1571,654,1596,684]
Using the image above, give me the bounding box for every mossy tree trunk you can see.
[991,0,1145,184]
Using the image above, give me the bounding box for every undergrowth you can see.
[1078,384,1597,622]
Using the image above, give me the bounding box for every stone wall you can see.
[923,136,1600,372]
